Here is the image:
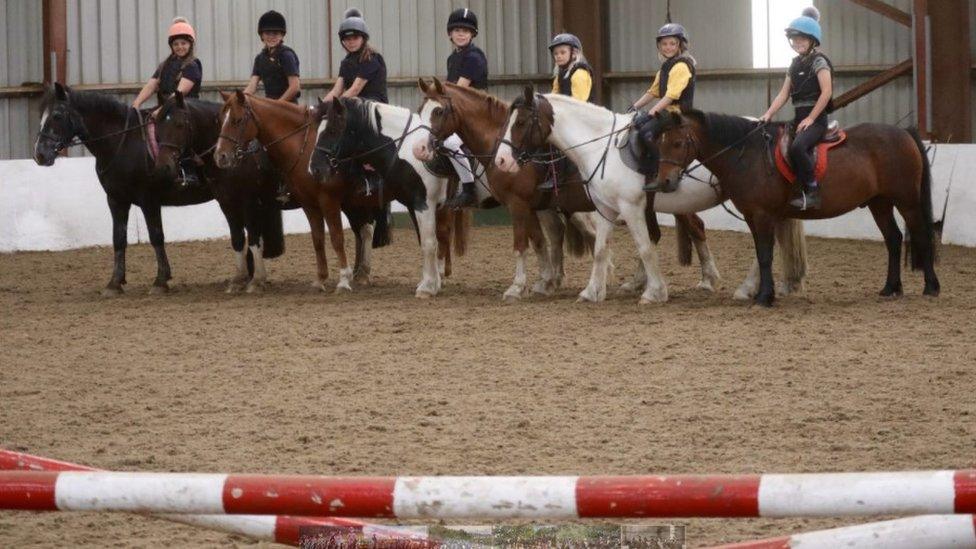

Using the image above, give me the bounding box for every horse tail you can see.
[775,218,807,291]
[454,208,472,257]
[259,204,285,259]
[903,127,938,270]
[564,212,593,257]
[372,203,392,249]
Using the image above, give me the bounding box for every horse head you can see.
[494,85,553,173]
[34,83,87,166]
[414,77,459,162]
[650,110,697,193]
[214,90,258,169]
[153,92,193,178]
[309,96,356,182]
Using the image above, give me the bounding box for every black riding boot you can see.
[789,180,822,210]
[445,182,478,209]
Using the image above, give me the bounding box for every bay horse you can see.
[32,83,283,296]
[213,91,392,293]
[494,87,807,305]
[308,96,471,298]
[414,78,721,300]
[650,109,939,306]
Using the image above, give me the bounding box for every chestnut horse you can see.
[650,110,939,305]
[414,79,720,300]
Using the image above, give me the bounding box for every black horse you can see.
[33,83,284,295]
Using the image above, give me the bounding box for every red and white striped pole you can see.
[0,470,973,519]
[0,450,430,547]
[705,514,976,549]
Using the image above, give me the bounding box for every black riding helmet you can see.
[258,10,287,34]
[447,8,478,36]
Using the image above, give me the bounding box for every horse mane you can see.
[157,97,219,120]
[441,82,510,123]
[681,109,780,147]
[44,87,131,119]
[540,93,616,117]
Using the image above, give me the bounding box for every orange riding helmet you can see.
[168,16,196,44]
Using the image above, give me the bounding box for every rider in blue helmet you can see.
[759,6,833,211]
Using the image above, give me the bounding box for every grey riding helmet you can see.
[338,8,369,39]
[548,33,582,51]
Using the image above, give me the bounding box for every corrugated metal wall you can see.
[3,0,975,159]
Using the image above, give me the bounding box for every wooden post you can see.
[927,0,972,142]
[549,0,608,105]
[42,0,68,84]
[912,0,929,136]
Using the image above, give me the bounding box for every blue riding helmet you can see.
[656,23,688,43]
[785,16,822,46]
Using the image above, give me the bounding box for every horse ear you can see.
[219,90,231,102]
[235,89,246,103]
[174,91,186,108]
[54,82,69,101]
[331,96,344,115]
[418,78,430,95]
[522,85,535,104]
[433,77,445,95]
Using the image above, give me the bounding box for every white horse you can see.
[495,88,806,304]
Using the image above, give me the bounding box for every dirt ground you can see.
[1,223,974,548]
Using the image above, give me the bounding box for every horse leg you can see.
[734,259,762,301]
[306,208,329,292]
[619,203,668,304]
[676,214,721,292]
[354,222,374,285]
[503,205,533,301]
[867,198,903,297]
[577,214,615,303]
[435,206,452,279]
[245,212,269,294]
[535,210,564,293]
[895,202,940,296]
[748,215,777,307]
[322,199,352,293]
[102,195,130,297]
[773,218,807,297]
[141,203,172,294]
[224,208,249,293]
[415,201,441,298]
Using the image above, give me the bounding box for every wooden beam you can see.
[831,59,913,110]
[847,0,912,27]
[928,0,971,142]
[42,0,68,84]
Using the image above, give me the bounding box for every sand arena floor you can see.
[1,224,974,547]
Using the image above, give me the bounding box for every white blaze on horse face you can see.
[34,106,51,159]
[413,100,443,161]
[494,111,519,173]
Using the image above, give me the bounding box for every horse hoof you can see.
[696,280,716,292]
[879,287,903,298]
[618,281,642,294]
[923,288,940,298]
[354,275,371,286]
[753,295,775,308]
[335,283,353,294]
[531,282,554,297]
[246,281,265,294]
[733,287,755,301]
[149,284,169,295]
[640,290,668,304]
[101,286,124,297]
[311,280,328,292]
[415,290,434,299]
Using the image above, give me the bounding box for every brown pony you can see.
[213,91,463,292]
[651,110,939,306]
[414,78,722,298]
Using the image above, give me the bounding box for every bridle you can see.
[218,97,315,175]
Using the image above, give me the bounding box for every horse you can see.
[413,78,721,300]
[150,91,297,293]
[213,91,392,293]
[32,83,283,296]
[494,86,807,305]
[308,96,469,298]
[649,109,939,305]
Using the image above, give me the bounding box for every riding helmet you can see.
[548,33,582,51]
[257,10,287,35]
[785,7,822,46]
[338,8,369,40]
[656,22,688,43]
[168,16,196,44]
[447,8,478,36]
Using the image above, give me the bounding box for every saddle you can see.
[619,117,660,176]
[774,121,847,184]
